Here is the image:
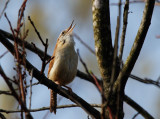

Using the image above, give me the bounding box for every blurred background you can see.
[0,0,160,119]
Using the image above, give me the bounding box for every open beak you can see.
[66,20,76,34]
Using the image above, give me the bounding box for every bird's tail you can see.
[50,89,57,114]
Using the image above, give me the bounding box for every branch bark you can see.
[92,0,114,118]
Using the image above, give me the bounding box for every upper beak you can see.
[66,20,76,34]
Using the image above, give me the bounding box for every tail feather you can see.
[50,89,57,114]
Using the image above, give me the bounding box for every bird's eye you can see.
[62,31,65,35]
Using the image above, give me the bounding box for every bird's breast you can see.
[48,46,78,85]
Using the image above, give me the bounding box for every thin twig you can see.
[0,0,10,19]
[74,33,95,55]
[28,16,49,74]
[29,69,33,109]
[77,49,90,75]
[28,16,45,45]
[0,51,8,59]
[0,104,101,113]
[129,74,160,88]
[77,49,102,92]
[0,82,39,96]
[119,0,129,64]
[132,112,139,119]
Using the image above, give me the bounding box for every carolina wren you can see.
[48,21,78,114]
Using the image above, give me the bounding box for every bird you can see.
[47,21,78,114]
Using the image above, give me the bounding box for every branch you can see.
[119,0,129,62]
[0,104,101,113]
[130,74,160,88]
[0,33,101,119]
[114,0,155,91]
[0,0,10,19]
[0,113,6,119]
[0,90,12,95]
[124,95,154,119]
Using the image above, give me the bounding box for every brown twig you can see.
[0,0,10,19]
[0,104,101,113]
[28,16,49,74]
[90,71,102,93]
[111,0,160,6]
[5,12,25,119]
[29,69,33,109]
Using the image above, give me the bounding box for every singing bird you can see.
[48,21,78,114]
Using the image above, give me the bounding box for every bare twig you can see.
[132,112,139,119]
[74,33,95,55]
[0,0,10,19]
[111,0,160,6]
[77,49,102,92]
[0,104,101,113]
[0,82,39,96]
[28,16,45,45]
[29,69,33,109]
[130,74,160,88]
[90,71,102,93]
[5,12,25,119]
[0,51,8,59]
[119,0,129,63]
[77,49,90,75]
[28,16,49,74]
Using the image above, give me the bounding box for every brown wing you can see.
[47,39,59,76]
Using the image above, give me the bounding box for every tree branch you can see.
[119,0,129,63]
[0,104,101,113]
